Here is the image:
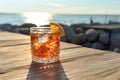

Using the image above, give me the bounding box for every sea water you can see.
[0,13,120,26]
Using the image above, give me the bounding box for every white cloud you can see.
[49,5,120,14]
[48,3,65,8]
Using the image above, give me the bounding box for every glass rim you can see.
[30,27,50,30]
[30,27,51,33]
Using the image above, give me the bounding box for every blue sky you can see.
[0,0,120,14]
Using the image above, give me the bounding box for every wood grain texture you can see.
[0,31,120,80]
[0,31,29,40]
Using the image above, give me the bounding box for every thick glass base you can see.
[32,56,59,63]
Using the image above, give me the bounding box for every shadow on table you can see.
[26,61,69,80]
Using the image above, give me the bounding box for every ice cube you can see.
[38,34,49,43]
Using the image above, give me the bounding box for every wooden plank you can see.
[1,31,120,80]
[0,42,81,53]
[0,31,80,49]
[0,39,81,74]
[0,45,120,74]
[0,31,29,41]
[63,57,120,80]
[0,46,103,74]
[0,51,120,80]
[0,39,30,47]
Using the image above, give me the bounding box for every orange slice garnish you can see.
[50,22,65,36]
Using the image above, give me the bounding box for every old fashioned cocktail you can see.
[30,22,64,63]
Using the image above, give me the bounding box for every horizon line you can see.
[0,12,120,15]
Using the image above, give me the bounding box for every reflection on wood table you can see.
[0,31,120,80]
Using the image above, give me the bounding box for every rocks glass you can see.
[30,27,60,63]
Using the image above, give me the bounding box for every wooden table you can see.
[0,31,120,80]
